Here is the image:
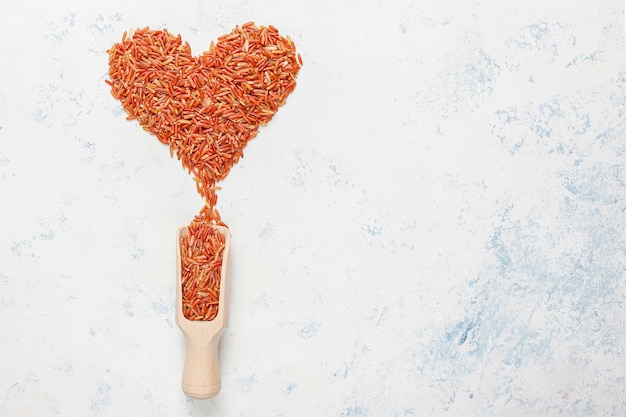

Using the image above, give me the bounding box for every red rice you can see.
[107,23,301,320]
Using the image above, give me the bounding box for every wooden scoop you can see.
[175,225,231,399]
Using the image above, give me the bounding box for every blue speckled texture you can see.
[1,0,625,415]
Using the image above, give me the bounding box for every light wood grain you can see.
[175,225,231,399]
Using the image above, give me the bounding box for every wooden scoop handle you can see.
[181,326,223,399]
